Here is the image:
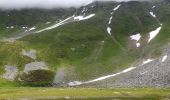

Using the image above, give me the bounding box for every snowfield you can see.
[130,33,141,41]
[148,27,162,43]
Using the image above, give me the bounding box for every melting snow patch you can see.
[130,33,141,47]
[10,26,14,29]
[3,65,18,81]
[74,14,95,21]
[152,6,156,9]
[143,59,153,65]
[130,33,141,41]
[136,43,140,47]
[161,55,168,62]
[22,27,27,29]
[35,16,73,33]
[148,27,162,43]
[113,4,121,11]
[107,27,112,35]
[68,67,136,86]
[108,16,113,24]
[150,12,156,18]
[68,81,82,86]
[29,26,36,31]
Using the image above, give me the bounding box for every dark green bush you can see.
[17,70,55,87]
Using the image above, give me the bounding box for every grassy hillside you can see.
[0,1,169,86]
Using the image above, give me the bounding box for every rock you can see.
[3,65,18,81]
[24,61,48,73]
[21,49,36,60]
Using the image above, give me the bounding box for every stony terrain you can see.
[87,43,170,88]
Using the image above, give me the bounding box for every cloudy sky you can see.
[0,0,140,9]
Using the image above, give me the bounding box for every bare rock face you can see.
[24,61,48,73]
[3,65,18,81]
[21,49,36,60]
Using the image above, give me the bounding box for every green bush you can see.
[17,70,55,87]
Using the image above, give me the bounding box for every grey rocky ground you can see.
[85,44,170,88]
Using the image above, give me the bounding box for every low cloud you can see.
[0,0,148,9]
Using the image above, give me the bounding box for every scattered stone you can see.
[3,65,18,81]
[21,49,37,60]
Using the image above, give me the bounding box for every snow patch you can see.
[28,26,36,31]
[130,33,141,41]
[68,81,82,86]
[143,59,153,65]
[113,4,121,11]
[45,22,51,24]
[35,16,74,33]
[108,16,113,24]
[130,33,141,47]
[22,27,27,29]
[150,12,156,18]
[10,26,14,29]
[136,43,140,47]
[148,27,162,43]
[74,14,95,21]
[152,6,156,9]
[161,55,168,62]
[107,27,112,35]
[68,67,136,86]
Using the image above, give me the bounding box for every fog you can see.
[0,0,149,9]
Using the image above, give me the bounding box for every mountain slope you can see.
[0,0,170,87]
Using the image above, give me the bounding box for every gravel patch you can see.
[2,65,18,81]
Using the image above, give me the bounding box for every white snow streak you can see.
[74,14,95,21]
[161,55,168,62]
[152,6,156,9]
[35,16,74,33]
[106,4,121,35]
[143,59,153,65]
[107,27,112,35]
[108,16,113,24]
[113,4,121,11]
[150,12,156,18]
[148,27,162,43]
[29,26,36,31]
[68,67,136,86]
